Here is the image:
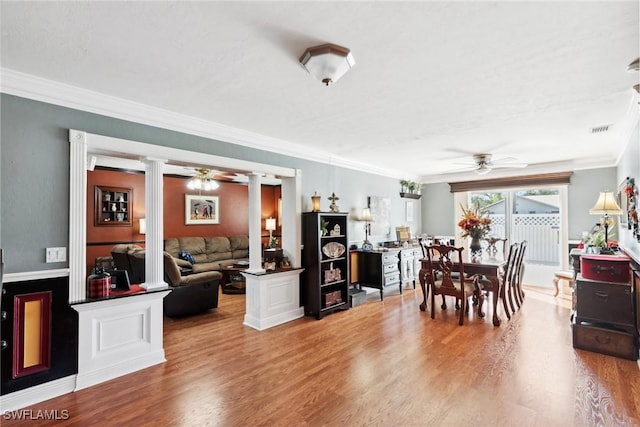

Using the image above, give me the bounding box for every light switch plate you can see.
[46,247,67,263]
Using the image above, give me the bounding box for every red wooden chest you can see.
[580,254,630,283]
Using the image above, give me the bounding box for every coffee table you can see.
[220,264,248,294]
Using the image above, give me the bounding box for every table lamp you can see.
[589,191,622,254]
[266,217,277,248]
[361,208,373,251]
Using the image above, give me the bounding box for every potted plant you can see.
[320,219,329,236]
[400,180,422,198]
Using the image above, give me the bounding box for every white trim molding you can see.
[1,68,406,179]
[0,375,77,414]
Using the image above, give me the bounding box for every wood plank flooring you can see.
[4,283,639,426]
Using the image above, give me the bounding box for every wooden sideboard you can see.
[356,249,401,300]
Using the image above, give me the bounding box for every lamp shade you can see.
[265,217,277,232]
[589,192,623,216]
[139,218,146,234]
[311,192,321,212]
[300,43,355,86]
[361,208,373,222]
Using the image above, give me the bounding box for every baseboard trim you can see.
[74,350,166,391]
[0,375,76,413]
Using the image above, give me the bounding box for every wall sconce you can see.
[589,191,622,254]
[139,218,146,235]
[311,192,321,212]
[300,43,355,86]
[361,208,373,251]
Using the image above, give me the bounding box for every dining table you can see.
[418,253,507,326]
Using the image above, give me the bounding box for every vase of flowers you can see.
[458,204,492,261]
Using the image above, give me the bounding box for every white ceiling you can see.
[1,1,639,183]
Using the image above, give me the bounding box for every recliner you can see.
[162,251,222,317]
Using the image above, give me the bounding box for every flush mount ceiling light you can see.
[299,43,355,86]
[187,168,219,191]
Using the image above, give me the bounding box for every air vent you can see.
[591,125,611,134]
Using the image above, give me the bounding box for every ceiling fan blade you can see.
[490,162,528,169]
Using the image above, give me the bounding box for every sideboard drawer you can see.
[575,279,634,326]
[382,253,399,264]
[384,273,400,287]
[383,263,398,274]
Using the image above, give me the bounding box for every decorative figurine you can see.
[328,192,340,212]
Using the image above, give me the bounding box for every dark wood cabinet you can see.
[357,249,401,300]
[301,212,349,319]
[94,186,132,226]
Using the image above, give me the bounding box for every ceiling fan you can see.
[454,154,528,175]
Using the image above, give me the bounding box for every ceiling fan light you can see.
[475,165,492,175]
[187,169,218,191]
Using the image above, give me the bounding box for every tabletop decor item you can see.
[322,241,346,259]
[458,204,492,260]
[328,192,340,212]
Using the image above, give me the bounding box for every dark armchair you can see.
[162,252,222,317]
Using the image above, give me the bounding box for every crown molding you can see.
[0,68,406,179]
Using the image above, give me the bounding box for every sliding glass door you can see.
[469,186,564,286]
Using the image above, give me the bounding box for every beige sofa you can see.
[164,236,249,273]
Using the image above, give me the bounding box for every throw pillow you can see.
[178,249,196,264]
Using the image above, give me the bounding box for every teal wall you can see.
[421,167,619,240]
[0,94,420,274]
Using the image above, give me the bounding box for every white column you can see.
[246,173,265,274]
[68,130,88,302]
[142,157,168,290]
[281,169,302,268]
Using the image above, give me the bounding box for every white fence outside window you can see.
[488,213,560,265]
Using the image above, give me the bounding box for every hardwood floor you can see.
[4,283,639,426]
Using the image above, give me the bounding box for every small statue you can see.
[328,192,340,212]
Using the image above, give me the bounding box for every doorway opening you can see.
[468,186,567,287]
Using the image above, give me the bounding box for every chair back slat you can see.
[424,244,478,325]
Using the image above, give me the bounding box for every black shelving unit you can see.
[302,212,350,319]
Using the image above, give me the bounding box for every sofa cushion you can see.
[178,237,208,264]
[178,249,196,264]
[229,235,249,259]
[205,237,232,262]
[164,238,181,258]
[192,261,225,274]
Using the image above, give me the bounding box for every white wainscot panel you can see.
[73,291,169,390]
[243,269,304,331]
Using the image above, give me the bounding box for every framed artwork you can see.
[185,195,219,225]
[406,201,414,222]
[368,196,391,237]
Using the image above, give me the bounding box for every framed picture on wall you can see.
[406,201,414,222]
[185,195,220,225]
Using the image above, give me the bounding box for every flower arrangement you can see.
[458,204,492,239]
